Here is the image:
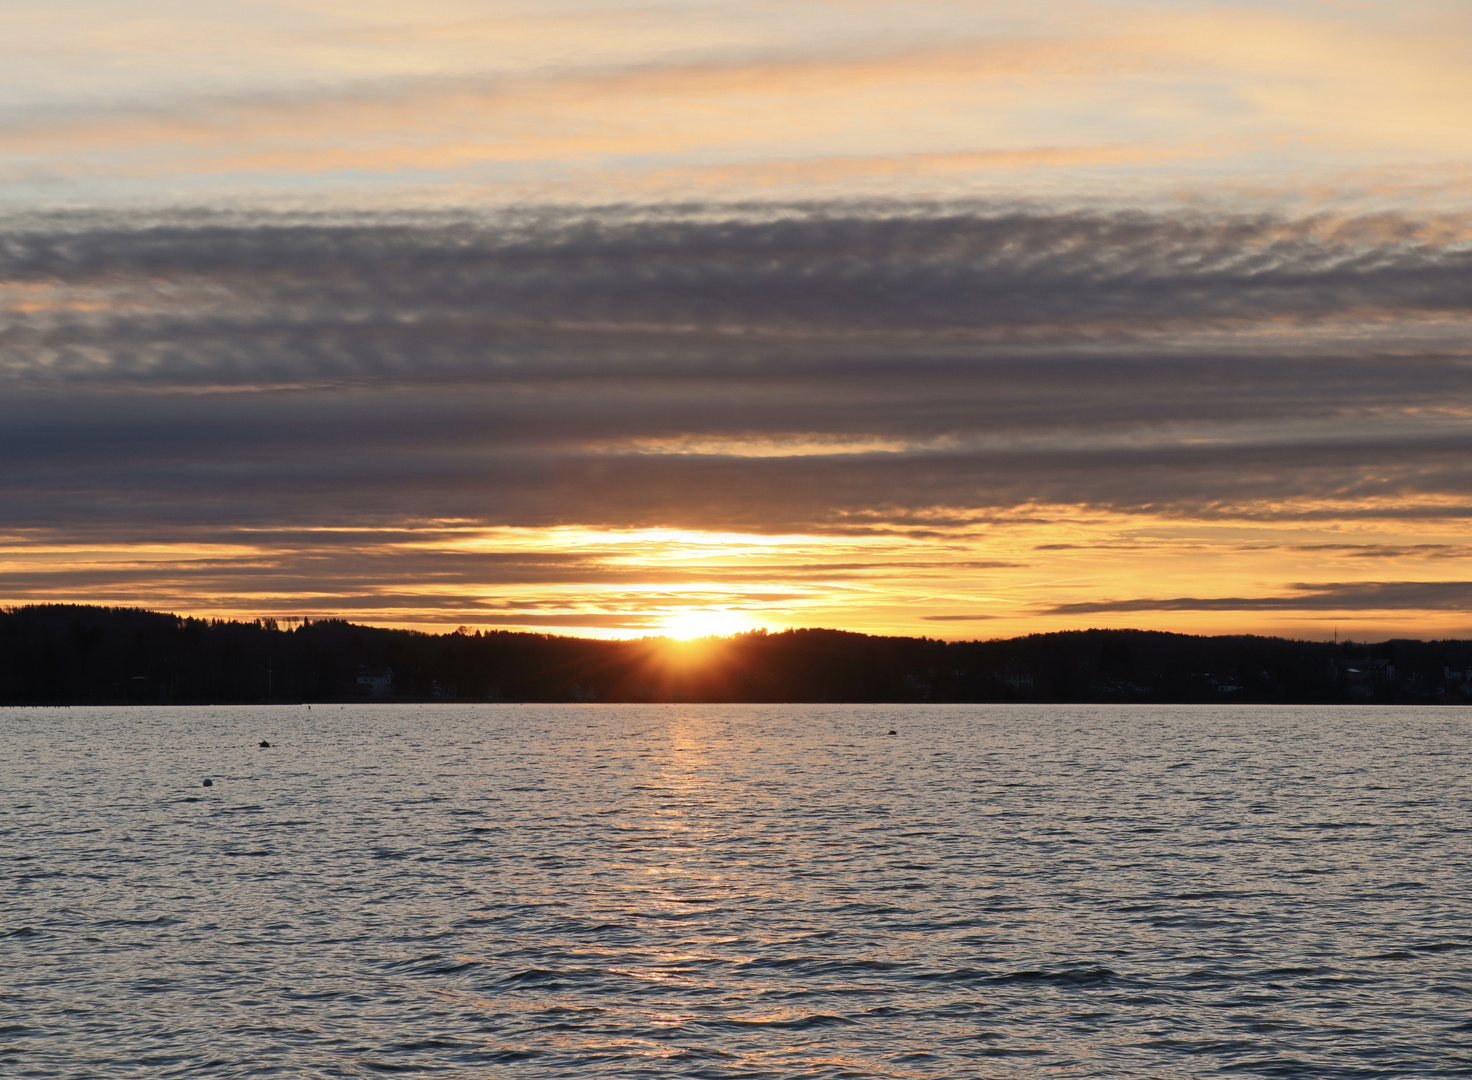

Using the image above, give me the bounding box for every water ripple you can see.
[2,703,1470,1077]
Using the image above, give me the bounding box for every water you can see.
[2,704,1470,1078]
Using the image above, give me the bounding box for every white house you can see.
[356,666,393,697]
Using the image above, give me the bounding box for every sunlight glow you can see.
[9,508,1472,642]
[658,611,764,640]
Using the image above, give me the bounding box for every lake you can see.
[2,704,1470,1077]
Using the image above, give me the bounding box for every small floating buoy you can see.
[202,778,213,787]
[888,730,897,736]
[259,740,271,748]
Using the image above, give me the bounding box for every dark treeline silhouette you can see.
[3,604,1472,705]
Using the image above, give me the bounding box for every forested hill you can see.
[2,604,1470,705]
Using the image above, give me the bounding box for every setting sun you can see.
[658,611,764,640]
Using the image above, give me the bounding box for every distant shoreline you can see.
[3,604,1469,707]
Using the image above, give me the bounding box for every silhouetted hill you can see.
[2,604,1470,705]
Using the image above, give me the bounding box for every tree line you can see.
[2,604,1470,705]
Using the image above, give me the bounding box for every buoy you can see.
[888,730,897,735]
[202,778,213,787]
[259,740,271,748]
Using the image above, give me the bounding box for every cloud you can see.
[2,200,1472,633]
[3,31,1188,186]
[5,206,1472,377]
[3,1,1470,220]
[1,203,1471,538]
[1047,582,1472,615]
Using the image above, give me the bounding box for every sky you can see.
[3,0,1472,640]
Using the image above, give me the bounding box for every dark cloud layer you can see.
[1049,582,1472,615]
[6,208,1471,353]
[3,202,1472,542]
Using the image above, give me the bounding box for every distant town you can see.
[3,604,1472,706]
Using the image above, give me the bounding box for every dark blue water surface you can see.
[2,704,1470,1078]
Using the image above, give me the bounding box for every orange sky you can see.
[2,1,1472,640]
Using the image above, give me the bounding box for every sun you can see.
[659,610,756,640]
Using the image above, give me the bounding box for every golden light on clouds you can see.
[3,1,1471,207]
[5,507,1472,641]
